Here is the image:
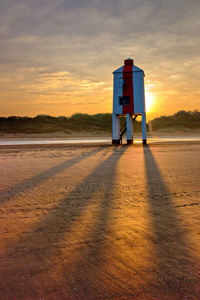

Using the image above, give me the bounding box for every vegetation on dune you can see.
[0,113,112,134]
[150,110,200,131]
[0,110,199,134]
[0,113,149,134]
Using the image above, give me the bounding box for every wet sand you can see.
[0,143,200,299]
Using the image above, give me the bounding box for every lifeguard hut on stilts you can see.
[112,58,147,145]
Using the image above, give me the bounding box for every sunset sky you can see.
[0,0,200,120]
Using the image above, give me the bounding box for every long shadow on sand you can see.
[1,146,127,299]
[67,148,128,298]
[143,145,199,296]
[0,147,104,205]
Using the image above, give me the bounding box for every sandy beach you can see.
[0,142,200,299]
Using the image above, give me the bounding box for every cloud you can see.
[0,0,200,117]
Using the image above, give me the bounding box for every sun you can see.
[145,91,154,112]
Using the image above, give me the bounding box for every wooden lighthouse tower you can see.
[112,58,147,145]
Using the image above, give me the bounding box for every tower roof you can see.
[113,63,144,74]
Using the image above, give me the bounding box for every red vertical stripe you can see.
[122,63,134,114]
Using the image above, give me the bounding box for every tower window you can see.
[119,96,130,105]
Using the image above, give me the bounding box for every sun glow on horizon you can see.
[145,91,155,112]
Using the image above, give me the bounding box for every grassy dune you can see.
[0,110,199,135]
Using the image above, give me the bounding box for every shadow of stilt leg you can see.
[143,145,199,296]
[68,147,128,298]
[0,147,104,205]
[0,146,127,299]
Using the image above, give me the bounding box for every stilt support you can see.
[126,114,133,144]
[112,114,120,144]
[142,112,147,145]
